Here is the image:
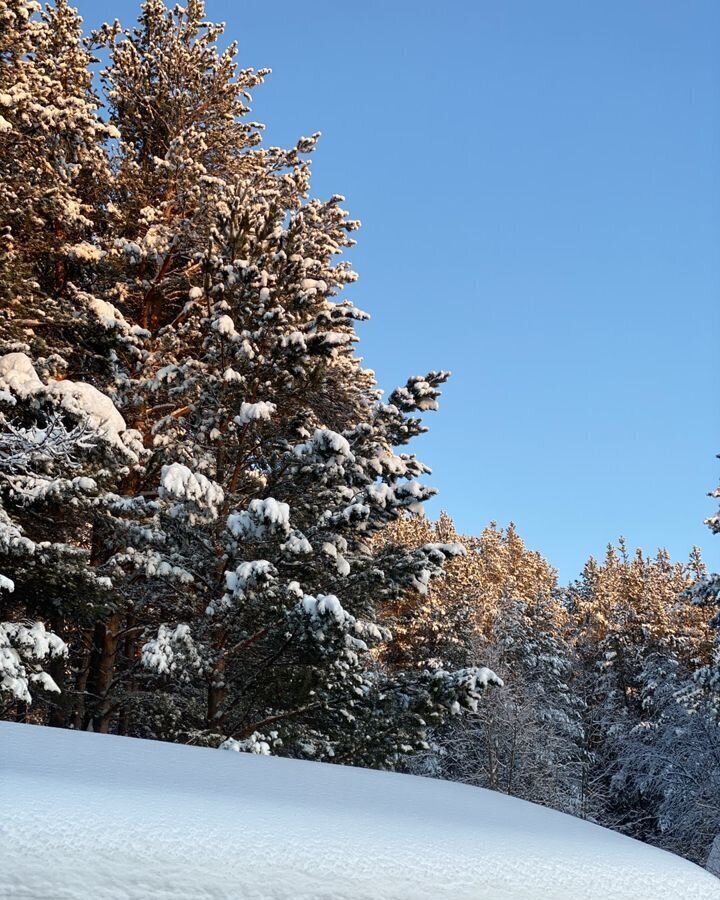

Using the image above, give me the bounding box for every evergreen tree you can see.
[0,0,501,764]
[611,650,720,865]
[432,590,583,814]
[567,541,710,834]
[0,0,145,726]
[687,459,720,717]
[380,515,557,671]
[382,514,580,810]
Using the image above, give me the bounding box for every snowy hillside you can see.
[1,723,718,900]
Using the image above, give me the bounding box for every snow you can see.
[0,353,132,455]
[87,297,128,330]
[142,623,201,677]
[234,400,277,425]
[213,314,239,340]
[67,241,104,263]
[0,352,43,398]
[143,224,172,253]
[160,462,224,519]
[301,277,327,293]
[322,540,351,575]
[281,530,313,555]
[221,732,277,755]
[207,559,278,614]
[227,497,291,539]
[302,591,349,625]
[1,722,718,900]
[709,835,720,878]
[294,427,354,461]
[224,560,276,597]
[48,379,126,445]
[118,548,194,585]
[0,624,66,702]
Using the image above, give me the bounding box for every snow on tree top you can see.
[48,380,126,441]
[67,241,104,263]
[86,297,130,331]
[0,625,67,704]
[227,498,291,539]
[294,427,354,460]
[213,314,239,340]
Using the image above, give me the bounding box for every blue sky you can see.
[78,0,719,582]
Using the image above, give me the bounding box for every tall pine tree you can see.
[0,0,501,765]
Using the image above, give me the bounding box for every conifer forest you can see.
[1,0,719,880]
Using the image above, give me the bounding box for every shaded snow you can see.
[213,314,239,340]
[87,297,128,331]
[710,835,720,879]
[67,241,104,263]
[48,379,126,443]
[0,625,66,702]
[1,723,718,900]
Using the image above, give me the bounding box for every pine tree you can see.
[103,2,503,762]
[0,0,147,726]
[432,590,583,813]
[380,515,557,671]
[631,453,720,865]
[686,459,720,716]
[380,514,580,808]
[610,650,720,865]
[567,541,710,834]
[1,0,502,763]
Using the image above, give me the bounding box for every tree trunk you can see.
[47,615,68,727]
[207,657,226,730]
[85,613,122,733]
[47,653,67,727]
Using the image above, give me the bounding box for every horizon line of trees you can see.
[379,515,720,868]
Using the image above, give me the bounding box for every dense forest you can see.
[1,0,718,870]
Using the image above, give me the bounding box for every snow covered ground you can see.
[1,722,718,900]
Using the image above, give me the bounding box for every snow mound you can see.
[0,722,718,900]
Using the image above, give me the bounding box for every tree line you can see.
[382,516,719,866]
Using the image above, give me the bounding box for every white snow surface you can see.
[88,297,129,331]
[0,722,718,900]
[48,379,126,442]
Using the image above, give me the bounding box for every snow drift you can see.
[0,722,717,900]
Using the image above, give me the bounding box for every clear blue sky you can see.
[78,0,720,582]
